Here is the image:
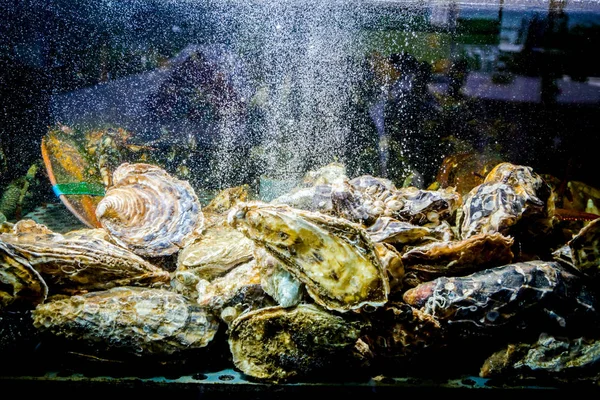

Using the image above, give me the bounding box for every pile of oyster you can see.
[2,160,600,386]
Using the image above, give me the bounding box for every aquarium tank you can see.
[2,0,600,396]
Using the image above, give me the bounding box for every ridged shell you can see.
[227,202,389,312]
[32,286,220,358]
[1,227,170,295]
[0,241,47,310]
[228,304,365,382]
[95,163,204,257]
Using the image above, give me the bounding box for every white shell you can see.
[96,163,204,257]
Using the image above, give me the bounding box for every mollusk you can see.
[95,163,204,257]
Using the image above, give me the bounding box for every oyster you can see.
[176,223,255,281]
[228,304,366,382]
[96,163,204,258]
[480,333,600,384]
[32,286,220,358]
[227,202,389,312]
[196,259,275,325]
[366,216,454,246]
[271,163,348,214]
[0,241,47,310]
[332,179,461,227]
[459,162,554,241]
[1,226,170,295]
[401,232,514,287]
[202,184,250,216]
[562,217,600,279]
[360,302,445,367]
[403,260,600,337]
[374,242,404,294]
[254,245,304,308]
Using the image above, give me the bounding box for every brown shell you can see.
[0,240,48,310]
[32,286,220,358]
[565,217,600,279]
[401,232,514,287]
[227,202,389,312]
[196,260,275,325]
[176,223,255,281]
[0,228,170,295]
[228,304,365,382]
[96,163,204,257]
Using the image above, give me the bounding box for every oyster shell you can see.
[480,333,600,383]
[459,162,554,240]
[228,304,366,382]
[203,184,250,216]
[402,260,600,337]
[0,241,47,310]
[254,245,304,308]
[401,232,514,287]
[366,216,454,246]
[271,163,348,214]
[176,223,255,281]
[196,259,275,325]
[1,227,170,295]
[32,286,220,358]
[562,217,600,279]
[95,163,204,257]
[227,202,389,312]
[360,302,444,366]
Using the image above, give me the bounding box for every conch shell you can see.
[95,163,204,257]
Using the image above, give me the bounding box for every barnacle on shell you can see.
[96,163,204,257]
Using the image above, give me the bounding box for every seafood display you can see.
[2,157,600,388]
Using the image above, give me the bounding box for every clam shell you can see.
[96,163,204,257]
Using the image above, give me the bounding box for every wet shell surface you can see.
[32,286,220,358]
[227,202,389,312]
[565,217,600,279]
[176,223,255,281]
[402,260,600,336]
[0,241,47,310]
[228,304,365,382]
[401,232,514,286]
[95,163,204,257]
[1,226,170,295]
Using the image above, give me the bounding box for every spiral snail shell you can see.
[96,163,204,257]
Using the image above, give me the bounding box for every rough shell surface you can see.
[227,202,389,312]
[254,245,304,308]
[401,232,514,286]
[366,216,453,245]
[460,162,553,240]
[228,304,365,382]
[480,333,600,383]
[1,229,170,295]
[202,185,250,215]
[176,223,255,281]
[197,260,275,325]
[360,302,444,362]
[32,286,220,358]
[402,260,600,336]
[0,241,47,310]
[565,217,600,279]
[95,163,204,257]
